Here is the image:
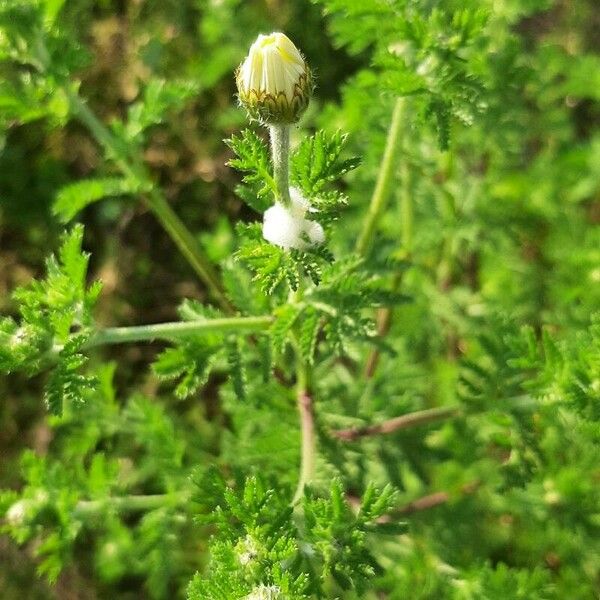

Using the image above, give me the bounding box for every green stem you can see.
[74,492,189,517]
[364,101,412,378]
[292,349,315,505]
[65,88,138,180]
[400,156,413,256]
[65,89,234,314]
[143,188,235,314]
[269,124,291,206]
[356,97,407,257]
[85,315,273,348]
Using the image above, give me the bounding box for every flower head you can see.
[236,32,312,124]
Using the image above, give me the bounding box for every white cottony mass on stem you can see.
[262,187,325,250]
[236,32,312,124]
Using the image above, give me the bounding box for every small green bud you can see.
[236,32,312,124]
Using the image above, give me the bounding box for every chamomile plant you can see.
[1,1,599,599]
[0,23,402,598]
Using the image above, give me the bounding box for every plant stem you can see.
[363,283,399,378]
[391,481,480,516]
[85,315,273,348]
[346,481,480,521]
[356,97,407,257]
[364,153,413,378]
[269,124,291,206]
[332,406,460,442]
[399,156,413,254]
[74,492,189,517]
[65,89,234,314]
[143,188,235,314]
[293,350,316,504]
[269,125,314,505]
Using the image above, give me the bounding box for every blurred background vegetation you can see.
[0,2,358,595]
[1,0,599,597]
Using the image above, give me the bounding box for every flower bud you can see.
[236,32,312,124]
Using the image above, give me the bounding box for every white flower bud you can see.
[262,188,325,250]
[236,32,312,124]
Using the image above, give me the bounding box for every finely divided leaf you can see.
[226,129,276,210]
[270,304,303,357]
[225,336,246,401]
[53,177,140,222]
[152,343,218,400]
[291,130,360,196]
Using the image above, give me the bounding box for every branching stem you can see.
[65,89,234,314]
[267,128,315,505]
[85,315,273,348]
[74,492,189,517]
[391,481,480,516]
[332,406,460,442]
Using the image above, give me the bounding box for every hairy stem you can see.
[293,352,316,504]
[269,124,292,206]
[85,315,273,348]
[65,89,233,314]
[332,406,460,442]
[74,492,189,517]
[355,97,407,257]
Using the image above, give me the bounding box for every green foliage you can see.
[0,225,101,415]
[153,339,219,399]
[53,177,142,222]
[268,256,408,362]
[301,480,399,594]
[226,129,277,211]
[44,333,96,415]
[187,475,398,599]
[0,0,87,125]
[151,301,224,399]
[467,563,555,599]
[291,130,360,196]
[236,224,334,294]
[315,0,488,149]
[1,367,194,597]
[123,79,198,143]
[1,0,600,598]
[226,335,247,400]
